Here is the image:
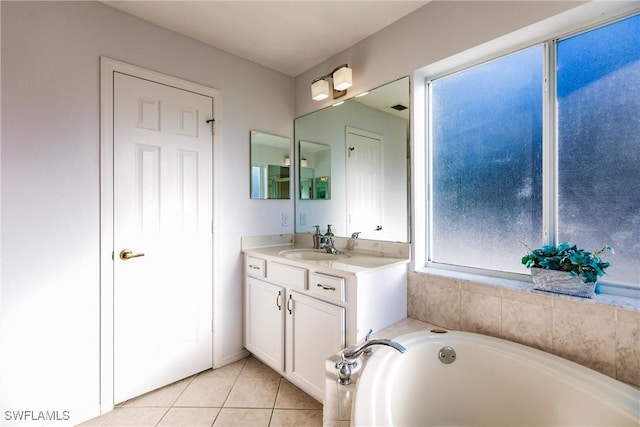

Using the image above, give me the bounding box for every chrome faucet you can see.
[319,236,339,254]
[335,333,406,385]
[342,338,406,360]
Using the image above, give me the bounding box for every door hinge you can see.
[211,320,214,333]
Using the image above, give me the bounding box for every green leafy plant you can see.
[521,242,613,284]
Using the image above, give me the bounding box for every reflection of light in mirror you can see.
[301,158,308,167]
[284,156,290,166]
[355,92,369,98]
[332,101,345,107]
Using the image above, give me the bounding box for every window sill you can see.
[413,266,639,312]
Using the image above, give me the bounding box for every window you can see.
[556,14,640,287]
[427,14,640,288]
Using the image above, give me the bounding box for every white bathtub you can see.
[352,330,640,426]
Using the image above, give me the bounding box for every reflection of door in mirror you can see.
[250,131,291,199]
[299,141,331,200]
[346,127,382,239]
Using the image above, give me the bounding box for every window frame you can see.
[421,11,640,296]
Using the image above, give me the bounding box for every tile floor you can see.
[79,356,322,427]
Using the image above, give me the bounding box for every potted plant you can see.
[521,242,613,298]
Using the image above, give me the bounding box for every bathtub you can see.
[352,330,640,426]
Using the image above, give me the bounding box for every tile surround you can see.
[407,271,640,387]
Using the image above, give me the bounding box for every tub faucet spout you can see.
[342,339,406,360]
[336,338,405,386]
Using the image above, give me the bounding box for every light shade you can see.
[311,79,330,101]
[332,66,352,91]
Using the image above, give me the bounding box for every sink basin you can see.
[279,249,350,261]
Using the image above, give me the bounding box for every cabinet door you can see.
[245,277,285,372]
[286,291,345,402]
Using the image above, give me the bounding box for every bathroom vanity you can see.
[243,234,409,402]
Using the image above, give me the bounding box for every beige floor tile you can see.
[100,407,168,426]
[274,380,322,410]
[269,409,323,427]
[224,377,280,408]
[199,358,247,379]
[213,408,272,427]
[157,407,220,426]
[76,409,118,426]
[124,376,194,407]
[239,357,281,379]
[174,376,236,407]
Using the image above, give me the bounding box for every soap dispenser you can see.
[312,225,322,249]
[325,224,334,237]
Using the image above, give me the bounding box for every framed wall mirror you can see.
[299,141,331,200]
[250,130,291,199]
[294,76,410,242]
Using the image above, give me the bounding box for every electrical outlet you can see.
[281,213,289,227]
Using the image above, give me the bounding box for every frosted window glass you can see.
[557,15,640,286]
[430,46,543,274]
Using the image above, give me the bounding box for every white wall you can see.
[0,1,294,424]
[295,1,586,117]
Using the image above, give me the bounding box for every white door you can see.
[245,278,285,372]
[346,127,383,239]
[113,72,213,403]
[286,291,345,402]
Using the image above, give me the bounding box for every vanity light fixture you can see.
[311,64,353,101]
[284,156,290,166]
[300,158,308,167]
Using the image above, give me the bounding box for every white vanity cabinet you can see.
[285,291,345,399]
[244,249,408,402]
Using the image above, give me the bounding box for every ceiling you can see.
[103,1,429,77]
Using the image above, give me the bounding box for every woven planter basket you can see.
[530,267,596,298]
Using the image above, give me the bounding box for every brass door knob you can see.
[119,249,145,260]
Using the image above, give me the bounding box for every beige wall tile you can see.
[407,272,428,322]
[424,275,461,330]
[460,289,501,337]
[502,298,552,352]
[552,306,616,377]
[616,308,640,387]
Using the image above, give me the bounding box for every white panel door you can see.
[286,291,345,402]
[113,72,213,403]
[346,127,383,239]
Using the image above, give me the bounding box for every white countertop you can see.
[244,244,410,276]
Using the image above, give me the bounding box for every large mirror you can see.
[250,130,291,199]
[294,77,410,242]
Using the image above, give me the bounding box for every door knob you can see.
[119,249,145,260]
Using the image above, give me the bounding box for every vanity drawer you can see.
[268,261,307,290]
[246,256,266,278]
[309,272,345,304]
